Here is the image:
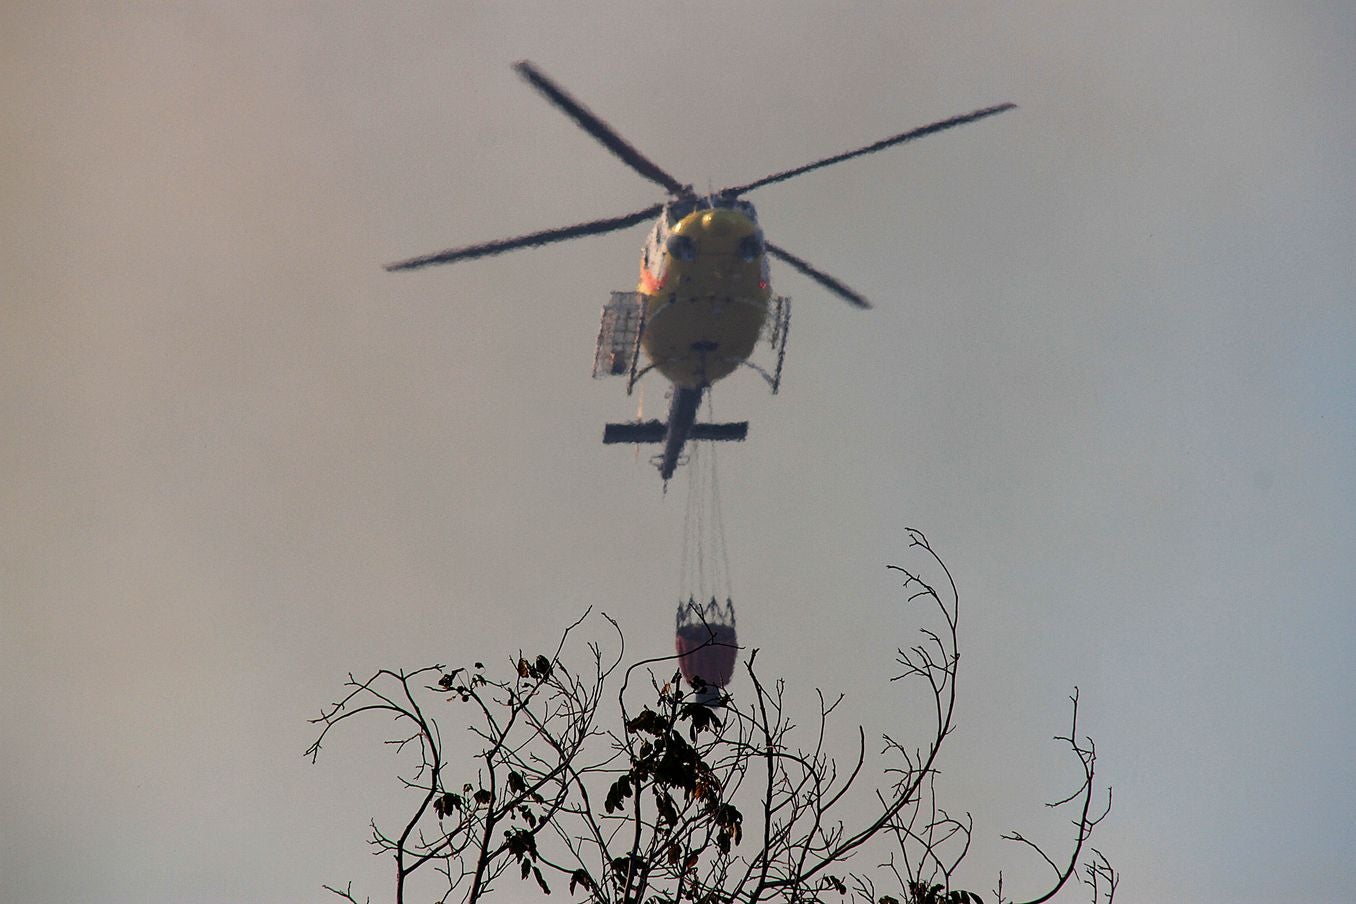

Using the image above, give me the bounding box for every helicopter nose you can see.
[699,209,741,238]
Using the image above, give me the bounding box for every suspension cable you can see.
[676,394,735,603]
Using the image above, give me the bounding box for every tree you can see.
[307,530,1115,904]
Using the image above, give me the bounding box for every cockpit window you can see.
[710,195,758,222]
[666,196,758,225]
[666,199,696,225]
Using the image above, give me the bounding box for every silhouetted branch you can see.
[1000,689,1113,904]
[309,532,1112,904]
[322,880,369,904]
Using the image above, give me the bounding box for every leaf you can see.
[568,869,594,894]
[683,702,721,739]
[655,789,679,826]
[626,708,667,736]
[507,770,527,794]
[712,803,743,844]
[533,866,550,895]
[433,792,463,818]
[605,775,633,814]
[505,828,537,860]
[653,742,701,791]
[611,855,641,878]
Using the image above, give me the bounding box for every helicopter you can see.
[387,61,1013,483]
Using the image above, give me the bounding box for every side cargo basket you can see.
[592,291,645,379]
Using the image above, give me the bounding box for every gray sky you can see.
[3,3,1354,903]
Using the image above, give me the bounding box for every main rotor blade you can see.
[721,102,1016,197]
[766,242,872,309]
[514,61,690,198]
[385,204,663,271]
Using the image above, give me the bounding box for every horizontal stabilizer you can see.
[603,420,748,444]
[690,422,748,441]
[603,420,666,444]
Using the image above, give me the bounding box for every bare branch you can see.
[1002,689,1113,904]
[311,533,1112,904]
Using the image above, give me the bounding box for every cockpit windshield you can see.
[665,195,759,226]
[665,198,700,225]
[712,195,759,222]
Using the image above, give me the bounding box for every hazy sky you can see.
[3,3,1354,903]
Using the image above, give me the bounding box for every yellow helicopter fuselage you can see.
[636,205,771,390]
